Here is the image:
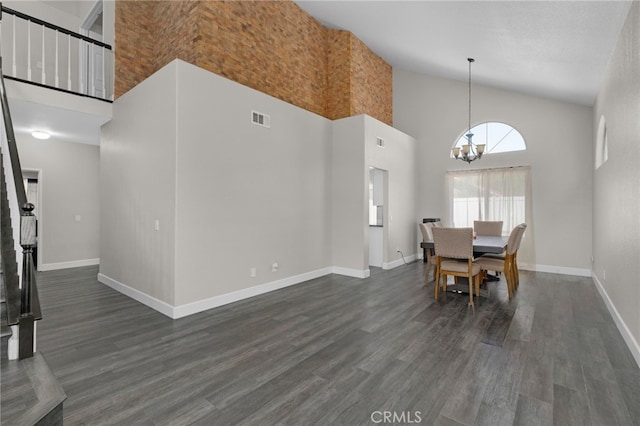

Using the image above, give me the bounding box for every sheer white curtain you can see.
[445,166,533,238]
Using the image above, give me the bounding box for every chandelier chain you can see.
[468,58,473,135]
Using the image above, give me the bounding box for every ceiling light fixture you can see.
[452,58,484,163]
[31,130,51,140]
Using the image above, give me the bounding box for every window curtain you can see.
[445,166,534,265]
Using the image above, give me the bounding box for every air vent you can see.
[251,111,270,128]
[376,137,385,147]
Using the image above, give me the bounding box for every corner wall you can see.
[173,61,333,307]
[100,59,411,318]
[332,115,417,274]
[100,62,178,306]
[592,1,640,364]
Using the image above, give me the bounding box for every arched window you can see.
[453,122,526,156]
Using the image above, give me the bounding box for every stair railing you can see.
[0,3,113,101]
[0,56,41,359]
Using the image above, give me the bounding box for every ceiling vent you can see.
[376,137,385,147]
[251,111,270,128]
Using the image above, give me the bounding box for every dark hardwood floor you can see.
[26,263,640,425]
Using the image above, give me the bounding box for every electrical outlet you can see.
[250,267,256,278]
[396,248,400,253]
[603,269,606,280]
[272,262,279,272]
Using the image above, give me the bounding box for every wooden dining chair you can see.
[418,223,436,284]
[510,224,527,289]
[475,223,526,298]
[473,220,503,236]
[432,227,482,307]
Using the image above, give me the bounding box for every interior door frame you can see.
[22,168,43,272]
[79,0,104,96]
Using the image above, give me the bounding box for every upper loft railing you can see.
[0,4,113,102]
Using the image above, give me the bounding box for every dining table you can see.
[420,234,509,255]
[420,234,509,294]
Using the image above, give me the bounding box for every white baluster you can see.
[12,15,17,76]
[27,20,32,81]
[41,25,46,84]
[90,43,95,97]
[79,40,84,95]
[67,36,71,90]
[55,30,59,88]
[101,46,106,99]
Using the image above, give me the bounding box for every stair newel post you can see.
[18,201,36,359]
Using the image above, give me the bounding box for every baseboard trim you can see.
[41,258,99,271]
[519,263,591,277]
[592,274,640,368]
[331,267,370,279]
[99,266,365,319]
[97,273,175,318]
[383,253,418,270]
[172,267,334,319]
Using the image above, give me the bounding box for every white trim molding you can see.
[97,273,175,317]
[99,267,368,319]
[172,268,334,319]
[331,267,370,279]
[383,253,418,270]
[519,263,591,277]
[41,258,99,271]
[592,274,640,368]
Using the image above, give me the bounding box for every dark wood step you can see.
[0,353,66,425]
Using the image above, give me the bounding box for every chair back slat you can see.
[474,220,503,236]
[514,223,527,251]
[432,227,474,259]
[506,223,527,254]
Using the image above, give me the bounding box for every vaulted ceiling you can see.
[295,0,633,106]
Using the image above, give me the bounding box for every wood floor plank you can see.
[5,264,635,426]
[513,394,553,425]
[552,384,592,426]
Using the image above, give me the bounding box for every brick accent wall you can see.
[114,1,155,99]
[326,30,352,121]
[350,35,393,126]
[115,0,392,125]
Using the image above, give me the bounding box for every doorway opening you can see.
[22,169,42,271]
[368,167,388,268]
[80,1,104,98]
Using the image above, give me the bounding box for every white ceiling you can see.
[294,0,633,106]
[11,99,108,146]
[9,0,632,147]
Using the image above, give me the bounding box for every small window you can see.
[595,115,608,170]
[453,122,526,156]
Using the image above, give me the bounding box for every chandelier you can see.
[452,58,485,163]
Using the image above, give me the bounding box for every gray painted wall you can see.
[100,62,177,304]
[593,1,640,358]
[393,70,593,275]
[100,60,417,313]
[173,61,333,306]
[17,134,100,269]
[331,115,417,274]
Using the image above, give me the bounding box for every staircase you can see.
[1,149,19,359]
[1,58,66,423]
[1,260,11,359]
